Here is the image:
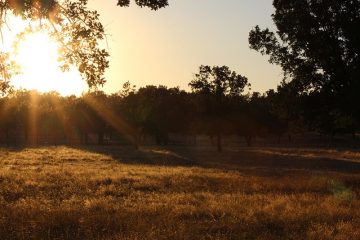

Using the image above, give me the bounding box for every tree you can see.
[236,92,268,147]
[122,85,190,146]
[266,82,305,143]
[249,0,360,131]
[189,65,250,152]
[81,91,111,145]
[117,0,168,10]
[0,0,109,90]
[0,0,170,93]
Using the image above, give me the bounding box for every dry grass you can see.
[0,145,360,239]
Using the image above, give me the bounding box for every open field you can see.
[0,146,360,239]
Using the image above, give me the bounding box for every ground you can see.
[0,145,360,239]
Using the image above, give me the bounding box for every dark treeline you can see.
[0,65,359,152]
[0,1,358,151]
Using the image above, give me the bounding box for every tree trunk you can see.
[5,129,10,147]
[98,132,104,145]
[133,132,140,150]
[24,129,28,145]
[164,133,169,146]
[134,139,139,150]
[210,135,214,146]
[84,133,89,145]
[352,131,357,140]
[288,134,292,143]
[156,135,161,145]
[327,131,335,147]
[245,135,252,147]
[216,133,222,153]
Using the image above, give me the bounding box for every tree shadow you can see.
[74,145,360,176]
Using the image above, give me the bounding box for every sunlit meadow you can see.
[0,146,359,239]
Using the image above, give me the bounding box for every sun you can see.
[11,31,87,96]
[0,16,88,96]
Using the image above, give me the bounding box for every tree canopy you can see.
[0,0,170,93]
[249,0,360,120]
[117,0,169,10]
[189,65,249,97]
[0,0,109,90]
[189,65,250,152]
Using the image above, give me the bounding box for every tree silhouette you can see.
[266,82,305,143]
[123,86,186,146]
[189,65,250,152]
[249,0,360,129]
[117,0,169,10]
[237,93,268,147]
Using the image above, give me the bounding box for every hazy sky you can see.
[88,0,282,93]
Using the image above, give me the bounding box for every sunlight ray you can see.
[48,95,82,144]
[29,91,39,145]
[83,95,137,145]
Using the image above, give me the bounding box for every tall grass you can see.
[0,146,359,239]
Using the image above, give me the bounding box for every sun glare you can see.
[1,16,88,96]
[11,32,87,96]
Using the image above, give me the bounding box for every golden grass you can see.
[0,146,360,239]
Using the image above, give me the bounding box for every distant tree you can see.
[81,91,110,145]
[113,83,144,148]
[59,95,82,144]
[117,0,169,10]
[38,92,67,144]
[249,0,360,133]
[266,82,305,143]
[189,65,250,152]
[0,96,16,145]
[236,93,268,147]
[302,90,357,146]
[124,85,190,146]
[8,90,32,145]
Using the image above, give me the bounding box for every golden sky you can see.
[89,0,282,93]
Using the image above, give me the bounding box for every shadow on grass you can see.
[74,145,360,175]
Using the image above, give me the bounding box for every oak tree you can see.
[189,65,249,152]
[249,0,360,127]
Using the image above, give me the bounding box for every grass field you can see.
[0,145,360,239]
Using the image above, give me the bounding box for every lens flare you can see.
[11,32,87,96]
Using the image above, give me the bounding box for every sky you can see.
[88,0,282,93]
